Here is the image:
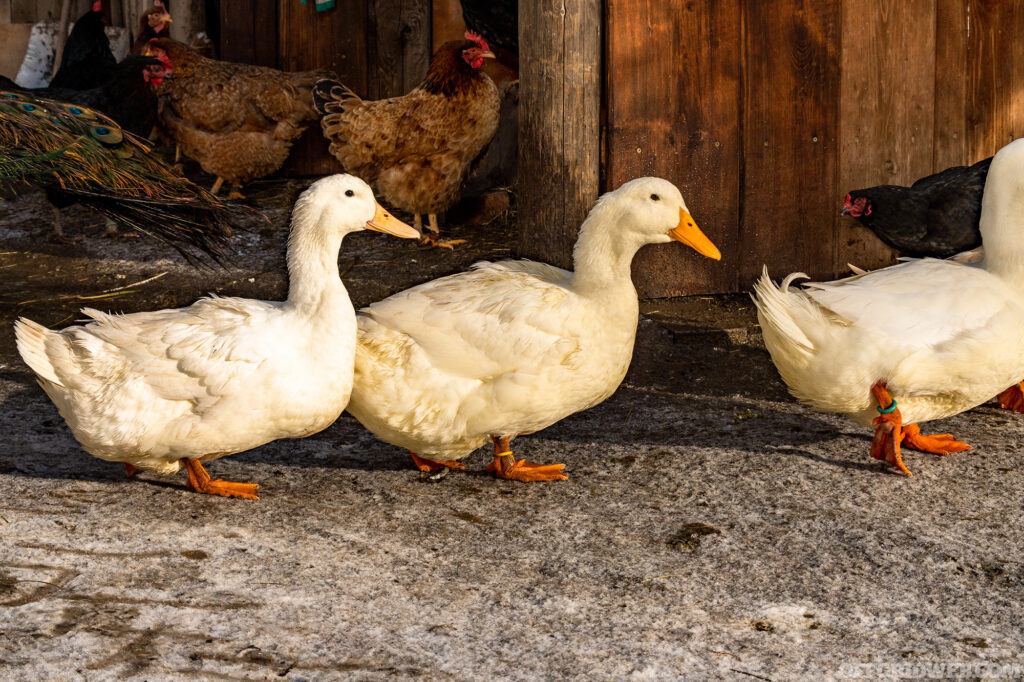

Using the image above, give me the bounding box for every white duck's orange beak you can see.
[668,208,721,260]
[365,203,419,238]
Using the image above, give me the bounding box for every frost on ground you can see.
[0,186,1022,680]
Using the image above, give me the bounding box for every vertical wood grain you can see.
[11,0,62,23]
[836,0,935,275]
[606,0,742,297]
[278,0,354,176]
[516,0,601,269]
[367,0,431,100]
[431,0,465,49]
[966,0,1024,160]
[740,0,840,286]
[219,0,278,68]
[934,0,968,169]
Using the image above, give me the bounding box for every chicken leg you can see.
[47,207,82,244]
[102,219,139,240]
[870,382,971,476]
[183,458,260,499]
[485,436,568,482]
[420,212,466,250]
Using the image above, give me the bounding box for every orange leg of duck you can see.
[183,459,260,500]
[997,382,1024,412]
[409,451,465,472]
[485,436,568,482]
[870,382,971,476]
[123,463,138,478]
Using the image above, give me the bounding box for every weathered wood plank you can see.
[11,0,62,23]
[836,0,935,275]
[219,0,277,68]
[966,0,1024,160]
[431,0,465,49]
[934,0,968,170]
[278,0,353,176]
[740,0,840,286]
[516,0,601,269]
[606,0,742,297]
[367,0,431,100]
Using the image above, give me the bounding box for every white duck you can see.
[753,137,1024,475]
[348,177,721,481]
[14,174,418,498]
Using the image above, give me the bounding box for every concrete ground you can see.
[0,182,1022,681]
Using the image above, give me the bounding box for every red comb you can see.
[464,30,489,52]
[92,0,102,11]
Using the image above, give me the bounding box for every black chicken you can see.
[0,56,160,137]
[842,157,991,259]
[49,2,118,90]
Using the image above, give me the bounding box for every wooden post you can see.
[516,0,601,269]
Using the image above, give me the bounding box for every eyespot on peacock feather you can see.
[0,90,237,265]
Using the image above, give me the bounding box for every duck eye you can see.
[345,190,354,197]
[650,194,660,201]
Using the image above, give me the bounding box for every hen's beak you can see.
[365,203,419,238]
[482,51,496,59]
[668,207,721,260]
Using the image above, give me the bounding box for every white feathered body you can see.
[12,174,391,476]
[16,293,357,473]
[753,258,1024,426]
[348,260,640,458]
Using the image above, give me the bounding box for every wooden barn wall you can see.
[217,0,431,176]
[604,0,1024,298]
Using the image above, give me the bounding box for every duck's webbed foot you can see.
[409,451,465,472]
[900,423,971,457]
[485,436,568,482]
[184,458,260,500]
[869,382,970,476]
[998,382,1024,412]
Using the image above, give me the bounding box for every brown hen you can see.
[145,38,335,198]
[314,32,500,247]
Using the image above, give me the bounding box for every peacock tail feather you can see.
[0,90,235,264]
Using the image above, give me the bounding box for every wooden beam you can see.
[516,0,601,270]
